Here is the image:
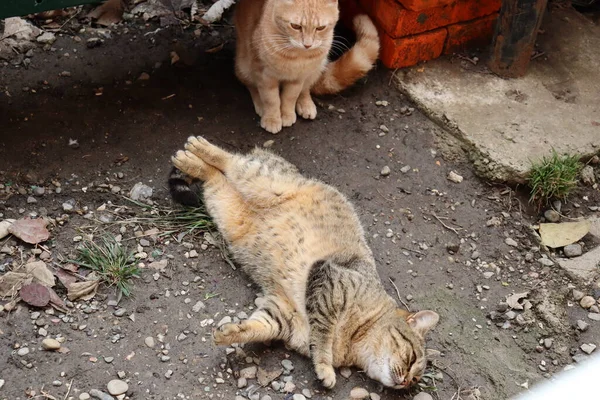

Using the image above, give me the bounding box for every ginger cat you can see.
[170,136,439,389]
[234,0,379,133]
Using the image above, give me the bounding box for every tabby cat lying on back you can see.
[234,0,380,134]
[170,136,439,389]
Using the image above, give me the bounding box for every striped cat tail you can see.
[311,15,379,96]
[168,166,201,207]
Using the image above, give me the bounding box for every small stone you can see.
[543,338,554,349]
[370,394,381,400]
[138,72,150,80]
[581,296,596,309]
[505,311,517,320]
[544,210,560,223]
[573,290,585,301]
[42,338,61,350]
[37,32,56,44]
[263,140,274,148]
[588,313,600,321]
[400,165,411,173]
[86,37,103,48]
[413,393,434,400]
[177,333,188,342]
[581,165,596,186]
[192,300,205,312]
[89,389,113,400]
[537,258,554,267]
[129,182,153,201]
[505,238,518,247]
[240,366,258,379]
[17,347,30,356]
[79,393,91,400]
[145,336,155,348]
[27,196,37,204]
[564,244,582,258]
[237,377,247,388]
[446,242,460,254]
[577,320,589,331]
[447,171,463,183]
[104,356,114,363]
[281,359,294,371]
[113,308,126,317]
[302,388,312,398]
[107,379,128,395]
[580,343,596,354]
[217,316,232,327]
[380,166,391,177]
[470,251,480,260]
[340,367,352,378]
[293,395,306,400]
[165,369,173,379]
[283,381,296,392]
[483,271,494,279]
[350,387,370,399]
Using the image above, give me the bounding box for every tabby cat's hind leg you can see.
[184,136,234,173]
[171,150,219,182]
[214,309,283,346]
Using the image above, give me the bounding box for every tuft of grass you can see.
[528,150,582,206]
[74,236,140,297]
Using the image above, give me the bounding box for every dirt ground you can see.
[1,9,600,400]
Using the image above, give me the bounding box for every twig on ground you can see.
[63,379,74,400]
[388,277,411,312]
[430,213,460,235]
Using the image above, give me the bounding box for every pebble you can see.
[192,301,206,312]
[104,357,114,363]
[17,347,30,356]
[380,166,391,177]
[79,393,91,400]
[588,313,600,321]
[537,258,554,267]
[350,387,370,399]
[27,196,37,204]
[89,389,114,400]
[189,250,199,258]
[113,308,126,317]
[217,316,232,327]
[237,377,247,388]
[504,238,518,247]
[302,388,312,398]
[413,393,434,400]
[573,290,585,301]
[564,244,583,258]
[370,394,381,400]
[447,171,463,183]
[240,366,258,379]
[543,338,554,349]
[129,182,153,201]
[281,359,294,371]
[37,32,56,44]
[283,381,296,392]
[580,343,596,354]
[581,165,596,186]
[580,296,596,309]
[483,272,494,279]
[42,338,61,350]
[107,379,128,395]
[544,209,560,222]
[400,165,411,173]
[165,370,173,379]
[292,395,306,400]
[145,336,155,348]
[577,320,589,331]
[340,367,352,378]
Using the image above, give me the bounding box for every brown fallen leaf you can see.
[539,221,591,248]
[257,367,283,387]
[87,0,125,26]
[61,263,79,273]
[56,269,77,289]
[8,217,50,244]
[170,51,180,65]
[25,261,55,287]
[205,43,224,54]
[47,287,68,312]
[67,280,99,301]
[20,283,51,307]
[0,272,32,298]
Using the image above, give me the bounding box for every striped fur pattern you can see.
[234,0,379,134]
[170,136,439,390]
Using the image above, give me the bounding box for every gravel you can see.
[106,379,128,395]
[564,244,583,257]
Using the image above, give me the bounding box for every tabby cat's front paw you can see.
[213,322,242,345]
[315,363,336,389]
[261,115,283,134]
[281,111,297,128]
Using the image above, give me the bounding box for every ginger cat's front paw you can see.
[261,115,283,134]
[315,363,336,389]
[296,97,317,120]
[281,111,297,128]
[213,322,242,345]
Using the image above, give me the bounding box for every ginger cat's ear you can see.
[406,310,439,337]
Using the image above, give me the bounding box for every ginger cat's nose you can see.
[304,44,312,49]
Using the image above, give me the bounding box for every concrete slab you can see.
[395,8,600,183]
[558,246,600,283]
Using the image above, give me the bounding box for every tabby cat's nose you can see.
[304,44,312,49]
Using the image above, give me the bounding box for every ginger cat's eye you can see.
[291,23,302,30]
[316,25,326,31]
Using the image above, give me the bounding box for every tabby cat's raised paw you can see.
[213,322,243,345]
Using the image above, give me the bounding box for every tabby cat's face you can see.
[271,0,339,51]
[362,310,439,389]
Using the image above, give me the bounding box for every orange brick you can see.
[380,28,447,68]
[398,0,456,11]
[372,0,501,38]
[444,13,499,54]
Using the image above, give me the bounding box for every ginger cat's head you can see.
[266,0,339,51]
[359,310,439,389]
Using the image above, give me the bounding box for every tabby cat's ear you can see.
[406,310,439,337]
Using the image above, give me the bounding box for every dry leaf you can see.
[57,346,71,354]
[539,221,591,248]
[25,261,55,287]
[8,217,50,244]
[506,292,529,310]
[170,51,180,64]
[61,263,79,273]
[67,280,99,301]
[47,287,67,312]
[56,269,77,289]
[205,43,224,54]
[0,219,15,240]
[87,0,124,26]
[0,272,32,298]
[20,283,51,307]
[257,367,283,387]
